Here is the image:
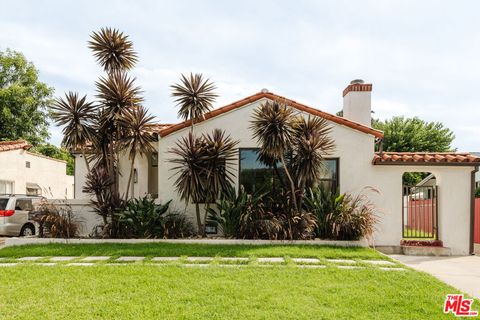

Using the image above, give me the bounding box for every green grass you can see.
[0,243,471,319]
[0,243,384,259]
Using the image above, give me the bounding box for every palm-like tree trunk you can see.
[280,153,298,211]
[124,154,136,202]
[195,202,202,237]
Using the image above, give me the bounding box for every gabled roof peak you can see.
[158,91,384,138]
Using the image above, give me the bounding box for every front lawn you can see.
[0,242,382,259]
[0,243,469,319]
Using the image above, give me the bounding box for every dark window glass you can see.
[0,199,8,210]
[239,149,339,193]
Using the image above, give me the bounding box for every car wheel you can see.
[20,224,35,237]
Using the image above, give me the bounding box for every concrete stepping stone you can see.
[117,256,145,262]
[36,263,57,266]
[152,257,180,261]
[50,256,77,261]
[0,263,17,267]
[327,259,356,264]
[257,257,284,263]
[337,265,363,269]
[298,265,326,269]
[218,264,247,268]
[186,257,214,262]
[380,267,406,271]
[220,257,249,262]
[362,260,395,266]
[183,264,210,267]
[82,256,111,261]
[67,263,95,266]
[18,256,43,261]
[292,258,320,264]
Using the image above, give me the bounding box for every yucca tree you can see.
[291,116,335,207]
[250,100,298,210]
[50,92,96,171]
[88,27,138,74]
[51,27,156,237]
[169,129,239,236]
[118,106,156,200]
[171,73,217,127]
[169,132,206,235]
[201,129,239,234]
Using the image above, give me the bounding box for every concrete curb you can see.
[3,237,369,247]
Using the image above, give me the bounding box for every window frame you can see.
[238,148,340,193]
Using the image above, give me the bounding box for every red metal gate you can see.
[402,185,438,239]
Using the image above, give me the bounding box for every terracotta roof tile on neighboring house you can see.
[158,91,384,138]
[373,152,480,166]
[0,140,31,152]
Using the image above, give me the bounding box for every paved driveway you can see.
[390,254,480,299]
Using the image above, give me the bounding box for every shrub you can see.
[476,186,480,198]
[267,190,317,240]
[116,196,171,238]
[207,185,247,238]
[305,186,379,241]
[33,200,80,238]
[304,186,342,239]
[163,211,194,239]
[329,190,379,241]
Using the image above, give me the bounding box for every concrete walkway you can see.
[390,254,480,299]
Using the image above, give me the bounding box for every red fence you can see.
[474,198,480,244]
[405,199,436,237]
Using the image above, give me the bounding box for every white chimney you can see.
[342,79,372,127]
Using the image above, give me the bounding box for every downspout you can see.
[470,165,479,255]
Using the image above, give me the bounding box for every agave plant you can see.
[171,73,217,125]
[50,92,96,170]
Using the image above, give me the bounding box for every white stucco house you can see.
[73,80,480,255]
[0,140,74,198]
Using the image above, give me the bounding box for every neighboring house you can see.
[74,80,480,255]
[0,140,74,198]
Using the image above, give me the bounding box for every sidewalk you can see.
[390,254,480,299]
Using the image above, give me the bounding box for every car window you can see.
[15,199,34,211]
[0,198,8,210]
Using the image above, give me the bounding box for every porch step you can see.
[401,245,451,256]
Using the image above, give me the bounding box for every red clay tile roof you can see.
[145,123,174,133]
[158,91,384,138]
[373,152,480,166]
[0,140,31,152]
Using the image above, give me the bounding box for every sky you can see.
[1,0,479,151]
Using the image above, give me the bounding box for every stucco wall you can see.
[157,97,475,255]
[0,149,74,199]
[74,147,157,200]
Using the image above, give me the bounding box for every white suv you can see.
[0,195,44,236]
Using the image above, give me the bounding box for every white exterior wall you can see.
[343,91,372,127]
[0,149,74,199]
[157,97,474,255]
[74,147,157,200]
